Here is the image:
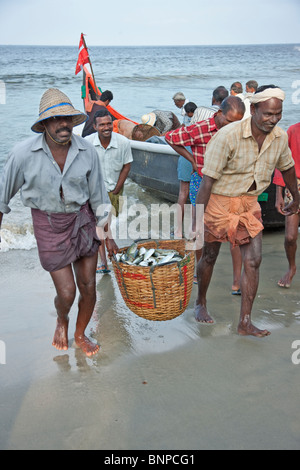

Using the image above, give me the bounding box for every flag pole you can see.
[81,33,99,95]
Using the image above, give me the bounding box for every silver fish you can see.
[139,261,150,267]
[157,253,175,264]
[133,255,144,265]
[144,248,155,260]
[155,249,179,256]
[126,242,139,260]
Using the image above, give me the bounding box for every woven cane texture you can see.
[112,239,195,321]
[32,88,87,133]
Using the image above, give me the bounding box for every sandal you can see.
[231,288,241,295]
[96,264,111,274]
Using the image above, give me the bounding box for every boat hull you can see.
[129,141,285,228]
[129,140,180,202]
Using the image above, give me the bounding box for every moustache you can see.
[56,126,72,134]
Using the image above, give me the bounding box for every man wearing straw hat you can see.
[194,85,299,337]
[0,88,117,356]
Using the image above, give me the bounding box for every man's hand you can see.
[275,185,286,215]
[105,238,119,258]
[282,200,300,217]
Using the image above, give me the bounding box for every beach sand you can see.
[1,229,300,450]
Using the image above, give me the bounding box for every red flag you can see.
[75,34,89,75]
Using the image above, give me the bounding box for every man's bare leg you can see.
[73,252,100,356]
[278,214,299,288]
[50,265,77,351]
[230,244,242,292]
[238,232,270,337]
[194,241,221,323]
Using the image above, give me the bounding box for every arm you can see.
[112,163,131,195]
[165,126,198,172]
[96,219,119,257]
[192,175,216,248]
[275,185,285,214]
[166,142,197,172]
[281,166,300,216]
[195,175,216,209]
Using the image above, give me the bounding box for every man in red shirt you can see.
[273,122,300,288]
[165,96,245,177]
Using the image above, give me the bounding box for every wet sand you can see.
[1,229,300,450]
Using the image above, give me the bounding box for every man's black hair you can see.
[184,102,197,113]
[100,90,113,102]
[213,86,229,104]
[93,108,111,124]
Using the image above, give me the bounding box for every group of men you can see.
[0,81,299,357]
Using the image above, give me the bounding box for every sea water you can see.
[0,43,300,250]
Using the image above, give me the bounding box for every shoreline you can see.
[1,230,300,449]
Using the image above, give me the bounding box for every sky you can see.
[0,0,299,47]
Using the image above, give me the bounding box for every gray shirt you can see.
[153,110,181,134]
[0,133,111,226]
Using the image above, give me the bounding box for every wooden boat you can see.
[77,35,285,228]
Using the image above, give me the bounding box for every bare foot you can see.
[238,321,271,338]
[232,284,240,291]
[52,318,69,351]
[194,304,214,323]
[74,334,100,357]
[277,268,296,288]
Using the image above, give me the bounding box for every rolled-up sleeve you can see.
[202,131,230,180]
[165,126,195,147]
[0,152,25,214]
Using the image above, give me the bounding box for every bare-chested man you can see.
[194,85,299,337]
[0,88,118,356]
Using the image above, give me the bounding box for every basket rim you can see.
[112,239,195,321]
[112,239,193,270]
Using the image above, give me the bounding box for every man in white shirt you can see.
[85,108,133,273]
[172,92,189,123]
[190,86,228,124]
[230,81,251,119]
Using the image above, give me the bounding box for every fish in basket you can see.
[112,239,195,321]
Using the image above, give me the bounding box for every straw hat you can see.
[31,88,87,133]
[141,112,156,127]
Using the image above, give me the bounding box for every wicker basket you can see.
[112,239,195,321]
